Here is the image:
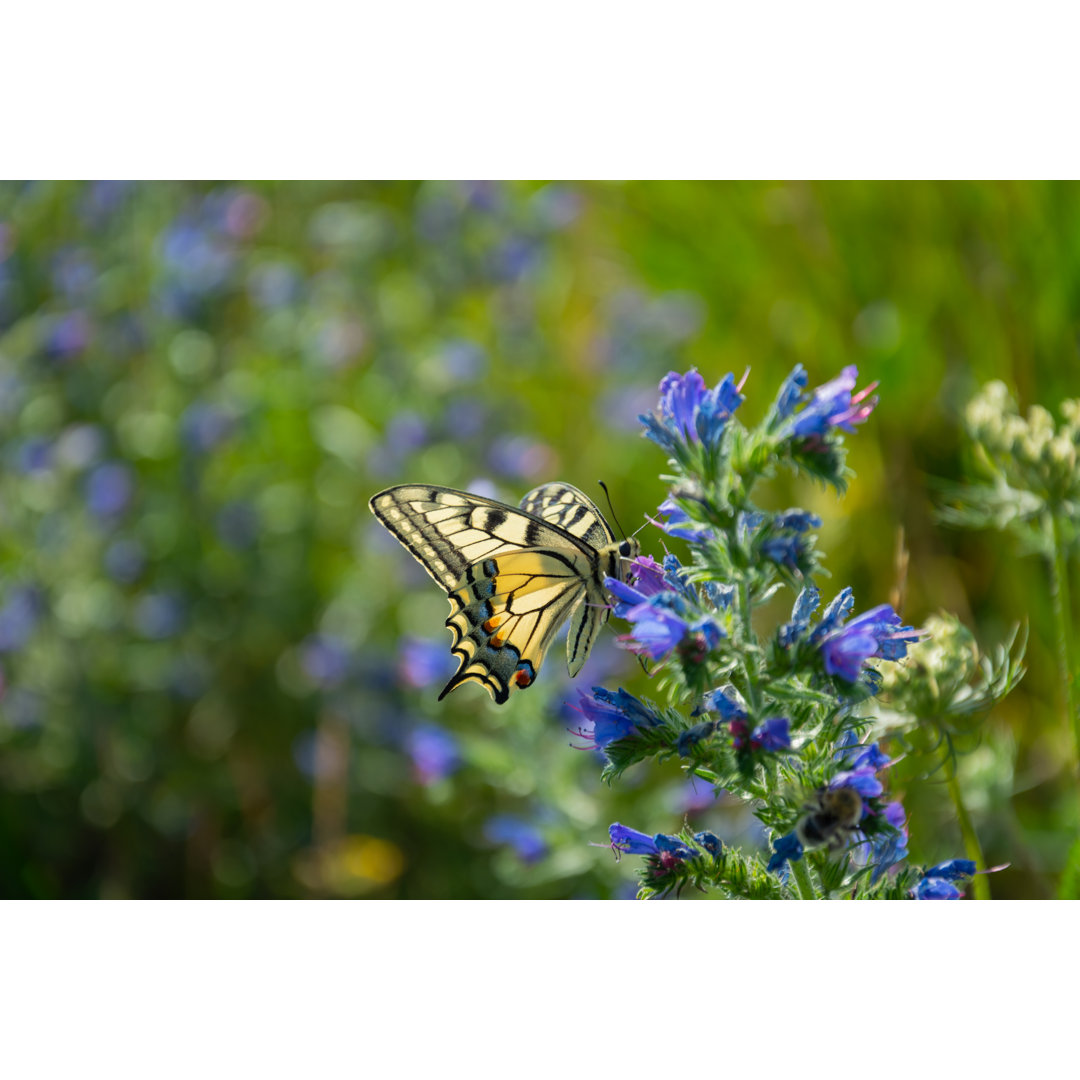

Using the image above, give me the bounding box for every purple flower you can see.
[654,498,714,543]
[835,737,892,771]
[628,555,670,596]
[407,724,461,785]
[784,365,879,439]
[484,816,548,863]
[819,603,920,683]
[639,368,744,452]
[573,686,661,750]
[768,831,805,873]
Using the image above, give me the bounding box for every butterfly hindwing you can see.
[369,483,637,703]
[441,549,594,704]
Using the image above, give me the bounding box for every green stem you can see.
[1049,510,1080,778]
[790,857,816,900]
[945,765,990,900]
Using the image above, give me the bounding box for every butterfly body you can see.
[369,482,638,704]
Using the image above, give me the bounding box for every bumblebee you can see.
[796,786,863,850]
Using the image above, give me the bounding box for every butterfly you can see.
[369,482,640,704]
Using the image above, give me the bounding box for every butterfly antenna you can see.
[597,480,628,540]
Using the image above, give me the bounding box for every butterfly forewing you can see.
[519,482,615,549]
[369,483,637,703]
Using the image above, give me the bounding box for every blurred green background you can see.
[0,180,1075,898]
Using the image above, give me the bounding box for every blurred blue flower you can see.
[215,501,259,549]
[159,217,234,299]
[79,181,134,227]
[407,724,461,785]
[51,248,98,302]
[531,184,582,229]
[43,310,92,359]
[16,437,52,474]
[773,364,809,420]
[247,261,302,309]
[56,423,105,471]
[181,402,233,453]
[301,634,352,688]
[829,769,883,799]
[484,815,548,863]
[86,462,134,518]
[104,538,146,584]
[487,435,553,480]
[385,411,428,454]
[0,585,44,652]
[134,592,185,640]
[492,236,538,282]
[398,636,456,690]
[440,339,487,380]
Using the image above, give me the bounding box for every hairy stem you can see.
[790,857,816,900]
[945,764,990,900]
[1049,510,1080,778]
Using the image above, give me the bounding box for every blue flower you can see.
[662,554,700,603]
[829,769,883,799]
[924,859,977,882]
[607,581,725,663]
[782,365,878,439]
[913,876,963,900]
[639,368,744,452]
[730,716,791,753]
[654,498,714,543]
[696,684,748,720]
[608,823,659,856]
[774,364,809,420]
[768,831,805,873]
[86,462,134,518]
[574,686,661,750]
[407,724,461,785]
[818,603,920,683]
[398,637,456,690]
[778,585,820,648]
[653,833,696,860]
[484,816,548,863]
[677,720,718,756]
[0,585,44,652]
[301,634,351,687]
[693,831,723,857]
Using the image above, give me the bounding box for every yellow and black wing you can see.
[368,484,633,704]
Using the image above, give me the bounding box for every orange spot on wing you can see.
[490,632,507,648]
[515,670,532,688]
[482,615,503,633]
